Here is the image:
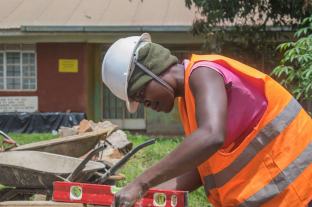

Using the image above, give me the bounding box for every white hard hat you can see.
[102,33,151,113]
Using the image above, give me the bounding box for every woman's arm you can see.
[156,168,202,192]
[113,68,227,206]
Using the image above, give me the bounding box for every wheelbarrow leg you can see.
[46,189,53,200]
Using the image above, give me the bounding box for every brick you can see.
[78,119,92,134]
[58,127,78,137]
[106,130,133,153]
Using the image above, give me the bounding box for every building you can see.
[0,0,303,134]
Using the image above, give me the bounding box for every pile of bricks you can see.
[58,119,133,166]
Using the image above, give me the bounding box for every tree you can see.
[185,0,311,33]
[272,15,312,101]
[185,0,312,53]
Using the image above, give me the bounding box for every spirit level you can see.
[53,181,188,207]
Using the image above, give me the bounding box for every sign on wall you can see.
[0,96,38,112]
[58,59,78,73]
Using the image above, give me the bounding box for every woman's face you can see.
[131,76,175,113]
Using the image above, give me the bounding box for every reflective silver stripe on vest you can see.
[239,142,312,207]
[204,98,302,192]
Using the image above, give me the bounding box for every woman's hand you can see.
[112,181,147,207]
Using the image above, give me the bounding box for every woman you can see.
[102,33,312,207]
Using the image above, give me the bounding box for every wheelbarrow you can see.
[0,131,19,151]
[0,139,156,202]
[0,127,117,157]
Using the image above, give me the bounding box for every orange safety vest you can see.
[178,54,312,207]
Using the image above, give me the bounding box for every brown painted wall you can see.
[0,43,90,113]
[37,43,89,112]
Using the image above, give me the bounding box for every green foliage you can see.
[272,15,312,100]
[185,0,311,30]
[185,0,312,55]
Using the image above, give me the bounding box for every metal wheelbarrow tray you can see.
[0,151,105,189]
[10,128,116,157]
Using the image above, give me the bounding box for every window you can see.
[0,50,36,91]
[22,53,36,90]
[0,53,3,89]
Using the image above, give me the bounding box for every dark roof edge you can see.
[20,25,193,32]
[19,25,293,33]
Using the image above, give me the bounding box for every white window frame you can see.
[0,49,37,92]
[0,51,4,90]
[21,50,37,91]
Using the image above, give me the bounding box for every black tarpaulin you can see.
[0,112,86,133]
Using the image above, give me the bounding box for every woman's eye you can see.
[144,100,151,107]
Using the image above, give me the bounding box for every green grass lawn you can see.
[1,132,212,206]
[7,133,57,145]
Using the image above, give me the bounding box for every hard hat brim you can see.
[126,100,140,113]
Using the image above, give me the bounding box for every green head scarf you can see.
[127,42,178,97]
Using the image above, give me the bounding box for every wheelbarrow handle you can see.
[97,138,156,184]
[67,145,106,182]
[0,130,18,146]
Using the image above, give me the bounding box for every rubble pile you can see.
[58,119,133,166]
